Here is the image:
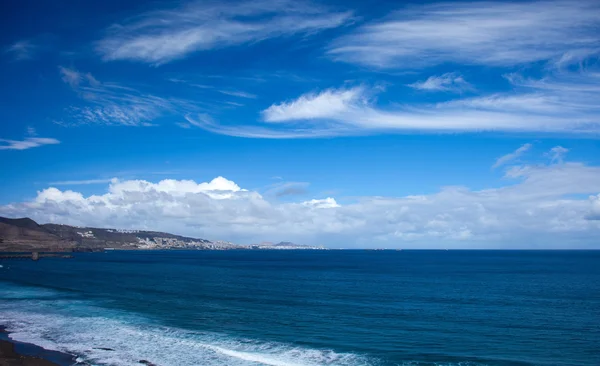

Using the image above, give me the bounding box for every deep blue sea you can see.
[1,250,599,366]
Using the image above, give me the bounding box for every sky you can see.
[1,0,599,248]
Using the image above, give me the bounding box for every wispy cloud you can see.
[264,181,310,198]
[26,127,37,136]
[492,144,532,169]
[49,178,115,186]
[0,137,60,150]
[190,84,214,89]
[167,78,214,89]
[176,122,193,129]
[59,66,99,88]
[262,87,368,122]
[548,146,569,163]
[195,68,600,138]
[58,66,198,126]
[408,73,472,92]
[185,114,344,139]
[218,90,257,99]
[5,40,38,61]
[96,0,352,64]
[224,101,245,107]
[328,1,600,68]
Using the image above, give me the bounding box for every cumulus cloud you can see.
[328,1,600,68]
[1,159,600,248]
[0,137,60,151]
[302,197,340,209]
[492,143,532,169]
[107,176,245,199]
[96,0,352,64]
[408,73,471,92]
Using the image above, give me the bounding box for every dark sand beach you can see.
[0,340,60,366]
[0,327,74,366]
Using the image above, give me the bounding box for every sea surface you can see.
[0,250,599,366]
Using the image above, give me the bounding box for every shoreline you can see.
[0,326,77,366]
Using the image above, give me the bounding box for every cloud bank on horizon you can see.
[2,146,599,248]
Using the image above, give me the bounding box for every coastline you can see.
[0,326,76,366]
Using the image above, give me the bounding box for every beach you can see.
[0,326,75,366]
[0,339,60,366]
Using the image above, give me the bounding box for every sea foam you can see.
[0,283,371,366]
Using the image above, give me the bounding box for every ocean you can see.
[0,250,598,366]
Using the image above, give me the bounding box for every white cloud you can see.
[49,179,116,186]
[58,66,197,126]
[328,1,600,68]
[59,66,83,88]
[176,122,192,129]
[587,194,600,220]
[96,0,352,64]
[1,157,599,248]
[5,40,37,61]
[548,146,569,163]
[263,181,310,198]
[220,74,600,137]
[59,67,101,89]
[551,48,600,70]
[107,176,244,199]
[492,143,532,169]
[0,137,60,151]
[26,127,37,136]
[218,90,257,99]
[185,114,343,139]
[262,87,367,122]
[302,197,340,208]
[408,73,471,92]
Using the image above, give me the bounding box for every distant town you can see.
[0,216,325,252]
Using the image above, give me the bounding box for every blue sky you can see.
[1,0,599,248]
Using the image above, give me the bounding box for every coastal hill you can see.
[42,223,220,250]
[0,216,231,252]
[0,217,75,252]
[0,216,323,252]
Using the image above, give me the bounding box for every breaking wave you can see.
[0,283,372,366]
